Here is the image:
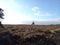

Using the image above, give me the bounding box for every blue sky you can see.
[0,0,60,24]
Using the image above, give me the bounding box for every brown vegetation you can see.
[0,25,60,45]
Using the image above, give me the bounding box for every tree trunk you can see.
[0,22,4,28]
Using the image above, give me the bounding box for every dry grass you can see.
[0,25,60,45]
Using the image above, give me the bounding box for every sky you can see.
[0,0,60,24]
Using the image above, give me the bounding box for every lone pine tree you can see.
[32,21,35,25]
[0,8,4,28]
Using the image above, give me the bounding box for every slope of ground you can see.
[0,25,60,45]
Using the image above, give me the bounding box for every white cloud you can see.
[0,0,32,24]
[2,7,32,24]
[32,6,40,12]
[45,13,54,16]
[32,6,53,16]
[39,18,60,22]
[20,18,60,25]
[3,11,32,24]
